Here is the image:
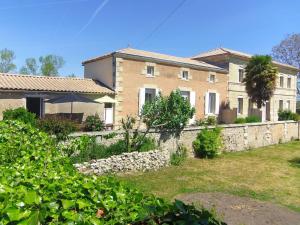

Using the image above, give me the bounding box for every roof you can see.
[0,73,114,94]
[82,48,227,73]
[192,47,299,71]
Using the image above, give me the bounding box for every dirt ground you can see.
[176,192,300,225]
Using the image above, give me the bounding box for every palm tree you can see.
[244,55,278,108]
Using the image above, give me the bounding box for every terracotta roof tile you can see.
[0,73,114,94]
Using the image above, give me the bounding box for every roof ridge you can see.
[0,73,89,81]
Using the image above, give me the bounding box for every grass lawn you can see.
[119,141,300,212]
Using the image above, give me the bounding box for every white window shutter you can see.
[215,93,220,115]
[205,92,209,115]
[155,88,160,97]
[139,88,145,114]
[189,91,196,124]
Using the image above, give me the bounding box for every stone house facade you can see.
[83,48,229,127]
[192,48,299,122]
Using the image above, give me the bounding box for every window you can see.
[287,100,291,110]
[238,98,243,114]
[180,91,190,101]
[279,76,284,88]
[279,100,283,111]
[238,69,244,83]
[146,66,155,76]
[208,93,216,114]
[145,88,156,103]
[287,77,291,88]
[209,74,216,83]
[182,71,189,80]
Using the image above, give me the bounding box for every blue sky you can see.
[0,0,299,76]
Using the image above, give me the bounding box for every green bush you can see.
[234,117,246,124]
[170,144,187,166]
[37,117,78,141]
[245,115,261,123]
[0,120,226,224]
[70,136,157,164]
[84,114,105,131]
[193,127,222,158]
[278,110,300,121]
[196,116,217,126]
[58,135,95,157]
[2,107,37,126]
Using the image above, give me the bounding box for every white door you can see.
[104,104,113,124]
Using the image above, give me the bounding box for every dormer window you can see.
[146,66,155,76]
[182,71,189,80]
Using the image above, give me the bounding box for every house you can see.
[83,48,229,127]
[192,48,299,122]
[0,73,114,124]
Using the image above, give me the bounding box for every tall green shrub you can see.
[193,127,223,158]
[278,110,300,121]
[84,114,105,131]
[2,107,36,126]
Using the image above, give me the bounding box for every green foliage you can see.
[0,121,225,224]
[196,116,217,126]
[71,136,157,164]
[19,58,38,75]
[234,117,246,124]
[170,144,188,166]
[234,115,261,124]
[244,55,278,108]
[278,110,300,121]
[142,89,195,134]
[2,107,37,126]
[37,117,78,141]
[84,114,105,131]
[245,115,261,123]
[58,135,95,157]
[39,54,65,76]
[193,127,222,158]
[103,132,118,140]
[0,48,16,73]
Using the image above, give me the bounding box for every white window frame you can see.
[146,66,155,77]
[209,74,216,83]
[287,77,291,88]
[279,76,284,88]
[181,70,189,80]
[279,100,283,111]
[237,97,243,115]
[238,69,244,83]
[205,92,220,115]
[138,87,159,114]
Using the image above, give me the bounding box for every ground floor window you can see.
[26,97,43,118]
[208,93,216,114]
[180,91,190,101]
[279,100,283,111]
[238,97,243,114]
[145,88,156,103]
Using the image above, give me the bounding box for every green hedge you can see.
[0,120,226,224]
[278,110,299,121]
[2,107,37,126]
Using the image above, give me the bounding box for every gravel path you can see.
[176,192,300,225]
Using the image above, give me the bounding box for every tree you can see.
[39,55,65,76]
[272,33,300,69]
[0,48,16,73]
[244,55,278,108]
[19,58,38,75]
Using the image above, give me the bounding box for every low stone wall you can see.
[71,121,300,155]
[74,150,170,175]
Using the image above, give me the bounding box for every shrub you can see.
[2,107,36,126]
[58,135,95,157]
[84,114,105,131]
[0,120,226,224]
[37,117,78,141]
[234,117,246,124]
[196,116,217,126]
[170,144,188,166]
[193,127,222,158]
[278,110,300,121]
[245,115,261,123]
